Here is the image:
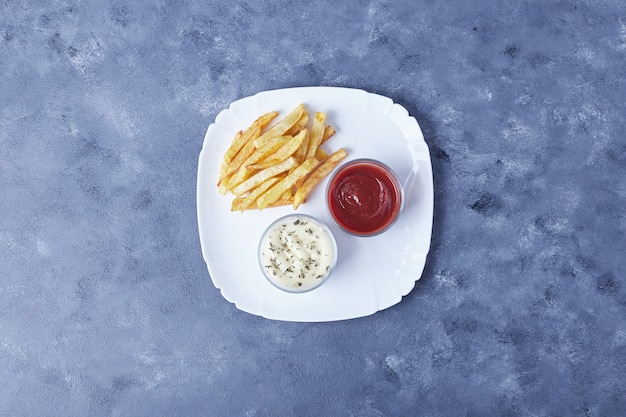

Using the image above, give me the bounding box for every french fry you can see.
[218,111,278,181]
[245,129,307,170]
[217,127,258,185]
[231,157,298,197]
[218,136,257,194]
[294,145,329,188]
[293,148,348,209]
[257,158,319,210]
[293,129,310,164]
[315,147,328,161]
[268,198,294,207]
[321,125,335,143]
[217,105,347,211]
[222,130,281,180]
[305,112,326,159]
[218,130,241,183]
[285,112,309,136]
[230,111,278,158]
[253,104,305,148]
[225,136,291,190]
[245,135,291,166]
[231,177,280,212]
[232,198,294,210]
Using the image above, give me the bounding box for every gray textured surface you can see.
[1,0,625,416]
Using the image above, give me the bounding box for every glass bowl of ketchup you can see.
[326,159,404,237]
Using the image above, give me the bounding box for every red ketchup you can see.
[327,159,403,236]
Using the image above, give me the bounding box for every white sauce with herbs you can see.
[260,216,336,292]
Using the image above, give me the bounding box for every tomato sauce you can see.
[327,159,403,236]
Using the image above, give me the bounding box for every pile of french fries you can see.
[217,104,348,211]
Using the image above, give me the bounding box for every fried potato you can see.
[321,125,335,143]
[305,112,326,159]
[223,133,285,184]
[232,197,294,210]
[225,135,291,190]
[245,129,307,171]
[231,177,280,212]
[257,158,319,210]
[293,129,310,164]
[269,198,294,207]
[218,127,258,184]
[293,148,348,209]
[294,145,330,188]
[218,130,241,183]
[216,105,347,211]
[285,112,309,136]
[218,135,257,194]
[223,111,277,163]
[231,157,298,197]
[315,147,328,161]
[218,112,278,182]
[253,104,305,148]
[245,135,291,165]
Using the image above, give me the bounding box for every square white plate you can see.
[197,87,433,322]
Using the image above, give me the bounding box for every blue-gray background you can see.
[1,0,625,416]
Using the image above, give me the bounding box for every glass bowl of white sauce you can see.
[258,214,338,293]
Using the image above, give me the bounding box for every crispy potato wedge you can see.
[293,148,348,209]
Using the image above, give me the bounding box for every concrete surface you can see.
[1,0,625,416]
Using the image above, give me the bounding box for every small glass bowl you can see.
[326,158,404,237]
[258,214,338,293]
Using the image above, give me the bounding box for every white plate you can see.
[197,87,433,322]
